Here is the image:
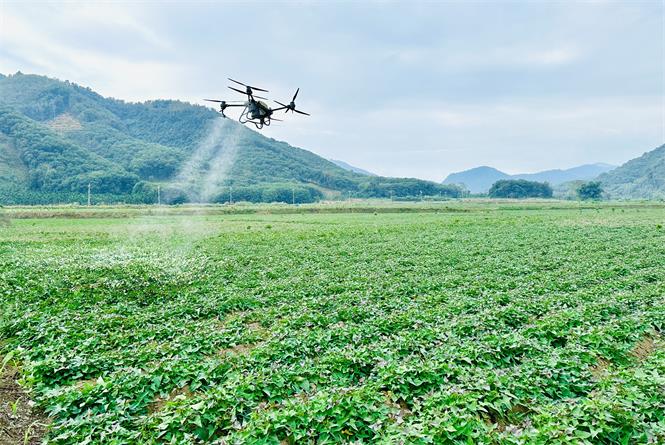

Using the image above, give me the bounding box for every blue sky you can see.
[1,0,663,180]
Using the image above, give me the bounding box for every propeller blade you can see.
[292,88,299,101]
[294,109,310,116]
[254,95,268,100]
[274,100,288,107]
[228,78,247,87]
[228,77,269,92]
[271,117,283,122]
[228,86,247,95]
[204,99,223,103]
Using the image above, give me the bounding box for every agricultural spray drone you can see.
[204,78,310,129]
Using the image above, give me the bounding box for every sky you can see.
[0,0,663,181]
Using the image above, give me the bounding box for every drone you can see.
[204,78,310,129]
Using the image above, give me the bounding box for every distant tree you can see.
[577,181,604,200]
[489,179,553,199]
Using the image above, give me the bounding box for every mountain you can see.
[442,166,510,194]
[330,159,376,176]
[597,144,665,199]
[0,73,462,204]
[443,163,616,194]
[513,163,615,184]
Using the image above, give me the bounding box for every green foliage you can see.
[1,204,664,443]
[0,132,29,188]
[209,183,323,204]
[489,179,553,199]
[577,181,604,201]
[65,123,186,179]
[598,144,665,200]
[0,107,138,194]
[357,176,462,199]
[0,184,154,205]
[0,73,465,204]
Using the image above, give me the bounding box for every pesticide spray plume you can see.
[123,117,244,256]
[171,118,244,203]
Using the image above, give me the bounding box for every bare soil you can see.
[147,385,193,415]
[590,357,612,380]
[0,364,49,445]
[630,331,661,362]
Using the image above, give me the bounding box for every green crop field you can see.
[1,202,664,444]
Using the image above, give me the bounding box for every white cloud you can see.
[0,1,661,182]
[444,45,582,70]
[62,3,171,51]
[0,4,183,100]
[522,47,580,66]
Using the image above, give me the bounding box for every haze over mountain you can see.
[442,167,510,195]
[443,163,616,194]
[0,73,461,204]
[330,159,377,177]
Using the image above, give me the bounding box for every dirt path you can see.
[0,363,49,445]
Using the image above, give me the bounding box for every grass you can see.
[0,202,664,444]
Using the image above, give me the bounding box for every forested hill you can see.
[597,144,665,199]
[0,73,462,204]
[443,164,615,194]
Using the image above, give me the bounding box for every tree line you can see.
[488,179,604,200]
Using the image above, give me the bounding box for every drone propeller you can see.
[277,88,310,116]
[228,78,269,93]
[228,86,248,95]
[204,99,243,103]
[228,86,267,100]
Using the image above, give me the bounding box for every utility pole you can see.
[157,185,161,205]
[229,186,233,204]
[292,186,295,205]
[87,183,91,206]
[390,190,393,202]
[348,191,351,204]
[419,190,423,202]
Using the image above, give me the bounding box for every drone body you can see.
[205,78,309,129]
